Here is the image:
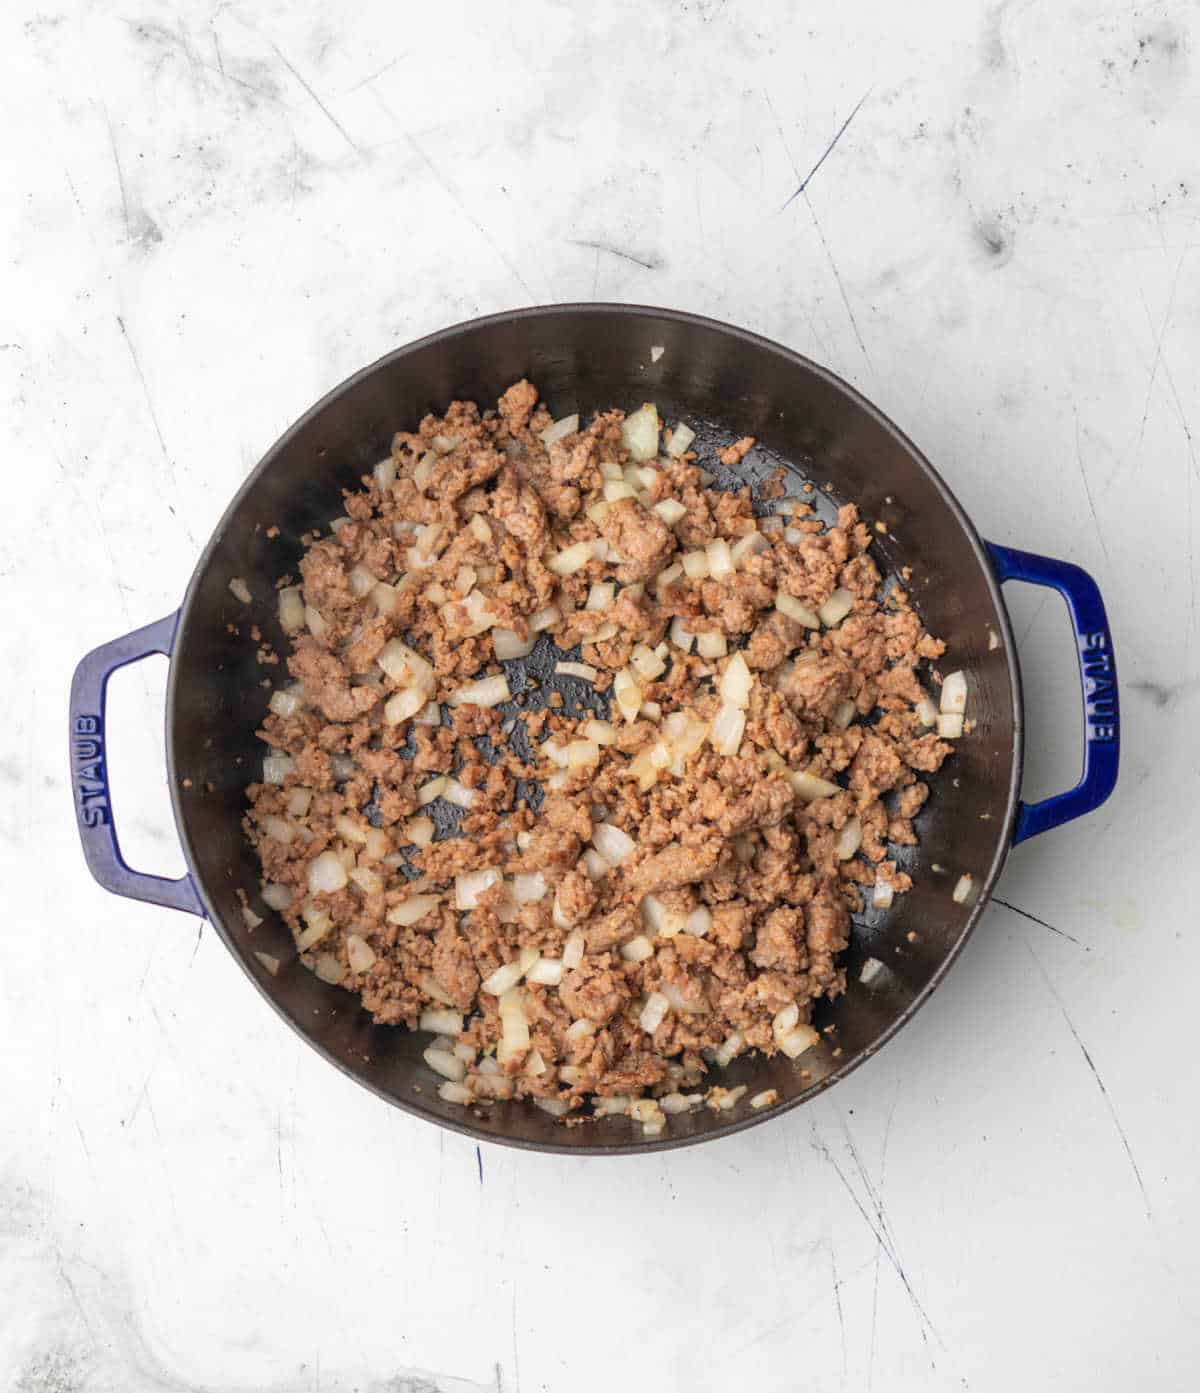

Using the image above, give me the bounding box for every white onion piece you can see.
[241,903,263,930]
[603,480,637,503]
[621,402,660,461]
[669,617,694,653]
[378,639,435,691]
[592,822,635,866]
[423,1047,466,1082]
[639,991,670,1034]
[730,531,768,567]
[620,935,654,962]
[582,719,616,745]
[940,670,968,714]
[593,1095,632,1118]
[556,661,598,682]
[388,893,441,927]
[526,957,563,986]
[417,775,448,806]
[415,701,441,727]
[406,816,434,849]
[872,877,895,910]
[937,713,964,739]
[773,1002,800,1038]
[450,674,511,708]
[513,871,548,904]
[709,703,745,757]
[719,652,753,708]
[261,882,293,911]
[443,779,476,809]
[419,1007,464,1036]
[456,866,502,911]
[681,549,710,580]
[833,700,856,730]
[384,688,427,725]
[684,906,712,938]
[581,849,609,880]
[307,851,348,894]
[562,929,586,970]
[787,769,840,802]
[775,591,820,628]
[261,754,293,785]
[818,588,854,627]
[565,740,600,768]
[586,582,615,611]
[481,960,524,996]
[713,1030,745,1068]
[778,1024,819,1059]
[228,576,252,604]
[253,950,279,976]
[278,586,305,634]
[706,538,734,581]
[666,422,695,457]
[613,668,643,723]
[438,1080,472,1105]
[548,541,596,576]
[835,816,863,861]
[268,688,302,718]
[653,498,687,527]
[496,987,530,1064]
[349,866,382,896]
[295,912,332,952]
[313,953,345,985]
[493,627,536,660]
[419,971,456,1007]
[305,605,329,639]
[373,458,396,490]
[261,815,294,845]
[860,957,886,987]
[915,696,938,727]
[696,631,727,659]
[641,895,685,937]
[348,564,376,599]
[541,413,579,446]
[346,934,377,973]
[952,873,975,904]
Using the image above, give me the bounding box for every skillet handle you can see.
[986,543,1119,844]
[69,612,205,916]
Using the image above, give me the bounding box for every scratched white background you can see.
[3,0,1199,1389]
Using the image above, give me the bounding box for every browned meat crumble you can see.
[244,386,953,1135]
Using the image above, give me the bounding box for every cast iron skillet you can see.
[68,306,1120,1154]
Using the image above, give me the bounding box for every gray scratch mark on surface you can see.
[813,1122,941,1352]
[804,196,872,370]
[55,1248,97,1343]
[116,316,193,544]
[271,42,365,157]
[1073,412,1111,565]
[106,112,132,240]
[1135,248,1189,453]
[185,921,204,973]
[1025,941,1152,1218]
[762,89,801,180]
[568,238,663,270]
[782,88,871,209]
[828,1235,847,1379]
[476,1145,483,1185]
[994,897,1088,948]
[510,1284,521,1393]
[346,56,400,92]
[395,121,537,302]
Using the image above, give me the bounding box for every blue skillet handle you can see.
[69,612,205,916]
[986,543,1119,844]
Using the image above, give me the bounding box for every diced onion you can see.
[262,815,294,844]
[565,739,600,768]
[937,713,964,739]
[708,1084,748,1112]
[527,957,563,986]
[940,670,967,714]
[556,661,598,682]
[833,700,856,729]
[594,1095,631,1118]
[787,769,840,802]
[253,950,279,975]
[313,953,345,985]
[278,586,305,634]
[669,617,694,652]
[513,871,548,904]
[307,850,348,894]
[719,652,753,708]
[684,906,712,938]
[775,591,820,628]
[653,562,683,596]
[621,402,660,461]
[654,498,687,527]
[666,422,695,457]
[730,531,768,567]
[384,688,427,725]
[586,582,615,611]
[641,895,685,936]
[378,639,435,691]
[493,627,536,660]
[581,849,609,879]
[269,688,303,718]
[406,816,434,849]
[386,892,440,925]
[261,882,293,911]
[349,564,376,598]
[773,1002,800,1038]
[240,903,263,929]
[262,754,293,785]
[630,644,666,681]
[709,703,745,757]
[639,991,670,1034]
[592,822,635,866]
[916,696,938,727]
[295,910,332,952]
[541,413,579,446]
[548,540,596,576]
[497,987,531,1064]
[423,1047,466,1082]
[563,930,585,969]
[818,588,854,627]
[713,1030,745,1069]
[953,873,975,904]
[582,719,616,745]
[696,631,727,659]
[706,538,734,581]
[613,668,643,723]
[835,816,863,861]
[228,577,252,604]
[456,866,502,911]
[872,879,895,910]
[681,550,710,580]
[417,775,448,805]
[305,605,329,639]
[620,935,654,962]
[438,1080,473,1105]
[660,1091,702,1114]
[415,701,441,726]
[346,934,377,973]
[778,1024,819,1059]
[450,674,511,708]
[860,957,886,986]
[603,480,637,502]
[481,960,525,996]
[420,1008,464,1036]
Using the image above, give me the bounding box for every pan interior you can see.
[168,306,1020,1153]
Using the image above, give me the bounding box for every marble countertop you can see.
[4,0,1199,1388]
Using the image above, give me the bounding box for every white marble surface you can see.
[4,0,1199,1388]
